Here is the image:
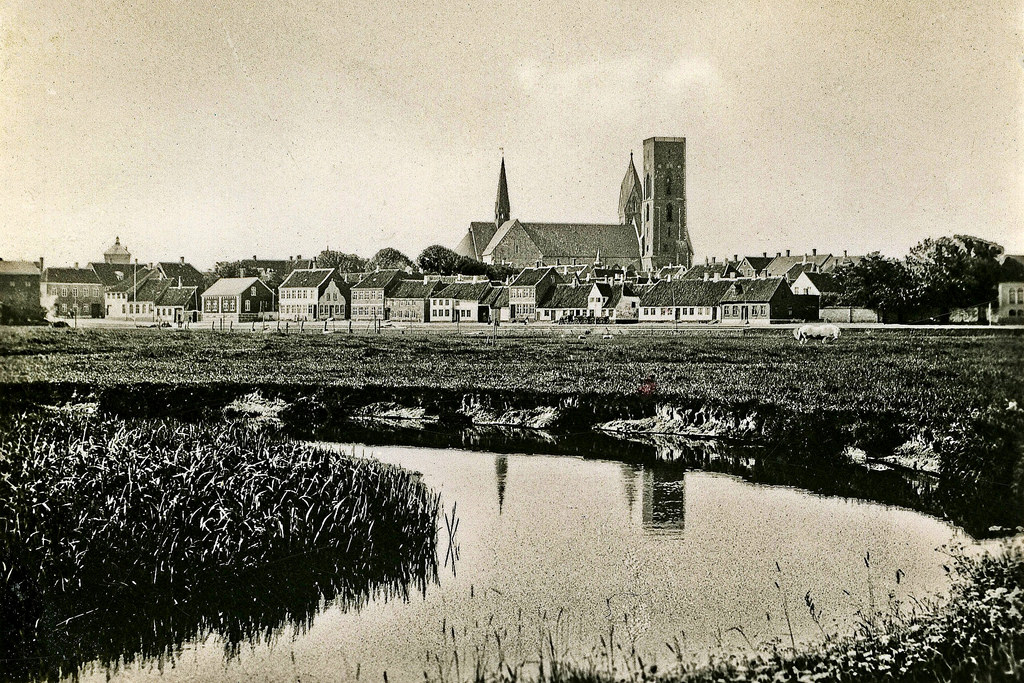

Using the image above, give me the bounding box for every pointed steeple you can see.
[495,156,510,228]
[618,152,642,226]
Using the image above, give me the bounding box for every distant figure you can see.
[793,323,841,344]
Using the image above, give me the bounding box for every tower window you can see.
[666,174,672,194]
[645,174,651,198]
[666,203,674,221]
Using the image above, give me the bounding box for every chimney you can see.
[713,272,720,281]
[730,271,737,279]
[786,250,791,257]
[733,254,738,262]
[703,272,709,281]
[253,255,257,261]
[705,256,709,265]
[180,256,185,264]
[74,262,79,269]
[844,249,848,257]
[711,256,717,263]
[776,252,781,258]
[802,254,807,264]
[762,251,767,258]
[297,254,302,260]
[38,257,44,272]
[812,248,817,256]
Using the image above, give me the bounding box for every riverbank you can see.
[1,327,1022,534]
[0,411,439,683]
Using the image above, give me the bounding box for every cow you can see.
[793,323,841,344]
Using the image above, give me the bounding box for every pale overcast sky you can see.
[1,0,1022,268]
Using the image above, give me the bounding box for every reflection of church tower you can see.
[618,153,643,245]
[641,468,687,531]
[620,462,640,516]
[495,454,508,513]
[495,157,510,229]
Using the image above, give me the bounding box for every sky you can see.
[1,0,1022,269]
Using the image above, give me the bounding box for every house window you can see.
[245,300,251,312]
[251,286,257,296]
[1010,290,1017,304]
[61,287,68,297]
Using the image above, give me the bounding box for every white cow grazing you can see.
[793,323,841,344]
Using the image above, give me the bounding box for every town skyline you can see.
[2,2,1022,268]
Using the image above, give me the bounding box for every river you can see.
[75,443,973,683]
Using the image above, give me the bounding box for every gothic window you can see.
[646,205,650,221]
[666,203,674,222]
[665,174,672,194]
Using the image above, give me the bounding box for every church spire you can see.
[495,156,510,228]
[618,151,642,229]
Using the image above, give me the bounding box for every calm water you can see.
[77,444,972,683]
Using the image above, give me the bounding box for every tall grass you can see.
[0,412,440,682]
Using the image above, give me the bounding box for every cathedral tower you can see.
[495,157,510,228]
[640,138,693,270]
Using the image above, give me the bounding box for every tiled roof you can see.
[483,286,509,307]
[765,254,832,277]
[510,267,561,287]
[680,263,738,280]
[640,279,733,307]
[158,262,206,288]
[0,260,40,276]
[43,267,102,284]
[389,280,438,300]
[106,268,157,293]
[156,286,198,308]
[518,222,640,259]
[455,222,498,262]
[741,256,774,273]
[202,277,265,297]
[354,270,407,289]
[539,284,592,309]
[434,281,493,302]
[280,268,335,289]
[719,278,788,303]
[999,255,1024,281]
[90,262,137,287]
[135,279,171,303]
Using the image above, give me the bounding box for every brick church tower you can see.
[640,137,693,270]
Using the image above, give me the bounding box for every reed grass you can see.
[0,411,440,682]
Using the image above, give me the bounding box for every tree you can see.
[904,235,1004,311]
[316,250,367,272]
[417,245,463,275]
[831,252,916,320]
[367,248,414,271]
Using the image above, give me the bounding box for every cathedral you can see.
[454,137,694,271]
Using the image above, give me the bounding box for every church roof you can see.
[482,220,640,262]
[455,222,498,262]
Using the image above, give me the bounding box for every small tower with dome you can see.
[104,237,131,264]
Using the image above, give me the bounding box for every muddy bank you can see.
[0,380,1020,537]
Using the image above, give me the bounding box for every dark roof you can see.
[135,279,171,303]
[434,281,493,302]
[618,156,642,220]
[515,222,641,259]
[802,272,839,293]
[680,263,739,280]
[353,270,408,289]
[999,255,1024,281]
[455,222,498,262]
[280,268,335,289]
[719,278,788,303]
[43,267,102,284]
[158,262,206,288]
[484,286,509,307]
[0,260,40,276]
[510,267,562,287]
[106,268,158,293]
[741,256,774,273]
[389,280,438,299]
[156,286,198,308]
[640,279,733,307]
[90,262,137,287]
[539,284,591,309]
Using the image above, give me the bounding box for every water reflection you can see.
[496,454,508,513]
